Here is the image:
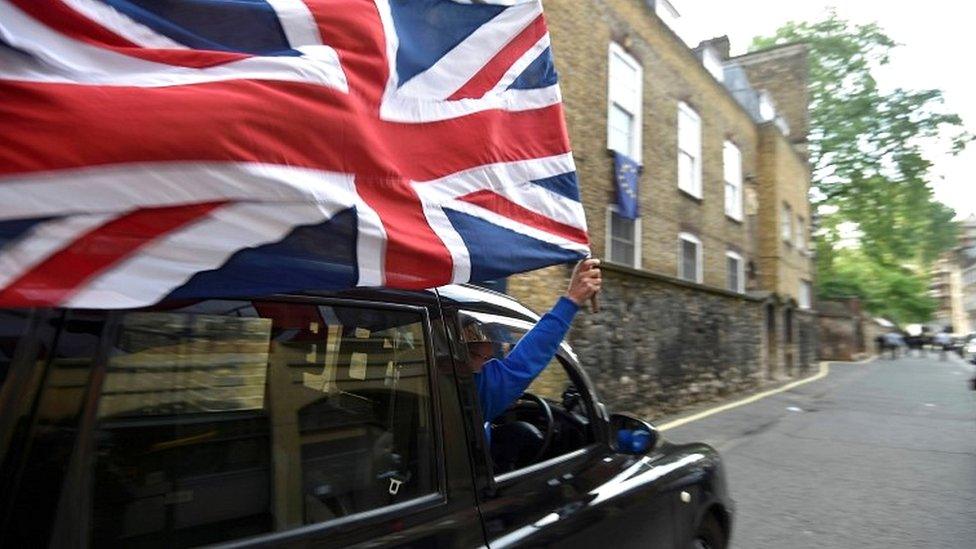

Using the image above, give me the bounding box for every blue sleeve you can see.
[475,297,579,422]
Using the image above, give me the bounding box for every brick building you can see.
[494,1,817,417]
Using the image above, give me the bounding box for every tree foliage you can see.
[752,12,968,322]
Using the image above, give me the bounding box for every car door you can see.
[0,292,487,548]
[444,308,678,548]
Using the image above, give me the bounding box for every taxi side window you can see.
[4,300,441,548]
[0,309,31,398]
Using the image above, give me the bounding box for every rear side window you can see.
[0,309,32,394]
[4,300,440,548]
[89,300,439,546]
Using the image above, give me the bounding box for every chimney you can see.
[697,35,730,60]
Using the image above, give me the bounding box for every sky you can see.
[667,0,976,220]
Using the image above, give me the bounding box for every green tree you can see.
[752,12,968,322]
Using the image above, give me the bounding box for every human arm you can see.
[475,297,579,422]
[474,259,602,422]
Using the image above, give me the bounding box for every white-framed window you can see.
[799,280,812,309]
[723,140,743,220]
[781,203,793,243]
[725,250,744,293]
[678,232,703,283]
[677,102,702,198]
[796,216,806,252]
[607,43,643,161]
[606,205,641,268]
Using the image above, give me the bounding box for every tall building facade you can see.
[497,0,816,415]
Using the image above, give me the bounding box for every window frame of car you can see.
[36,293,453,548]
[455,310,610,488]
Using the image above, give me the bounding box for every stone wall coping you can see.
[601,261,765,302]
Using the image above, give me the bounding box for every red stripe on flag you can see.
[457,190,589,245]
[355,178,454,289]
[0,202,226,307]
[0,81,571,182]
[448,15,548,101]
[9,0,249,68]
[304,0,390,110]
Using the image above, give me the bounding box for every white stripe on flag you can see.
[0,162,358,221]
[413,185,472,284]
[60,0,188,49]
[353,196,387,287]
[417,153,586,231]
[379,84,561,123]
[0,1,348,91]
[265,0,324,47]
[0,213,118,291]
[441,199,589,254]
[393,1,541,100]
[489,33,550,95]
[63,202,346,308]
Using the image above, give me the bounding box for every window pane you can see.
[2,311,106,547]
[610,211,636,266]
[725,181,738,215]
[681,240,698,281]
[781,205,792,241]
[0,309,31,396]
[610,239,635,265]
[724,142,742,217]
[462,318,594,461]
[727,257,740,292]
[609,52,639,108]
[608,103,634,157]
[89,301,437,547]
[610,211,634,242]
[678,151,695,193]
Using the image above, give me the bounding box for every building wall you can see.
[733,44,810,155]
[501,1,818,414]
[568,264,764,417]
[537,0,758,288]
[756,123,812,304]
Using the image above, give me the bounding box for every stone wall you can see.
[565,264,764,418]
[818,313,859,361]
[817,299,863,361]
[796,309,818,373]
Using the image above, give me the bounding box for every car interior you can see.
[460,315,596,475]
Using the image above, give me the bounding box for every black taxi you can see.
[0,284,732,548]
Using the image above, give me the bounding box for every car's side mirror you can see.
[610,413,659,455]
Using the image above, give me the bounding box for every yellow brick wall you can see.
[510,0,760,305]
[756,124,813,303]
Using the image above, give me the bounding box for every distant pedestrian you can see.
[933,332,951,361]
[883,332,903,360]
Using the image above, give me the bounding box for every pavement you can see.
[663,353,976,548]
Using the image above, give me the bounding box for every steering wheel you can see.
[517,392,555,464]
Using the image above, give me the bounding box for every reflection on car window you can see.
[0,309,31,398]
[84,300,438,547]
[2,311,105,546]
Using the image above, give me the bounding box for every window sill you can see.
[678,188,703,202]
[725,213,743,224]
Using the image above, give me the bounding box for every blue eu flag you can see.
[613,151,641,219]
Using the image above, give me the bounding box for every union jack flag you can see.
[0,0,588,309]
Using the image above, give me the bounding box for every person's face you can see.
[466,342,493,373]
